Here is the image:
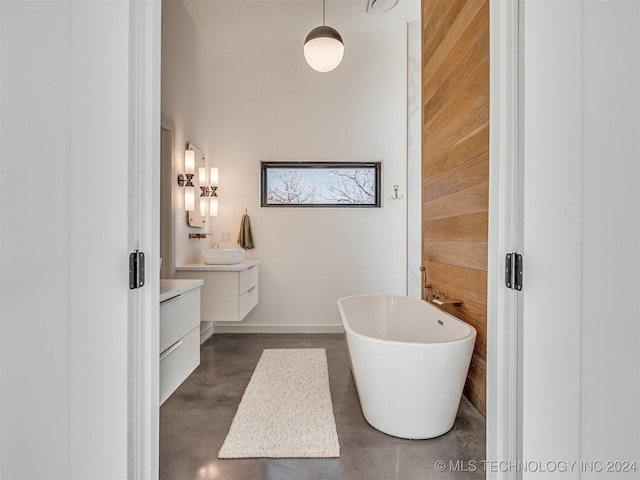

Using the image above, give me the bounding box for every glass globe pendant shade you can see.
[304,26,344,72]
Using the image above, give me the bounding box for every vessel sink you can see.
[201,248,245,265]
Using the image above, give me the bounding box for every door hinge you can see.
[129,250,145,290]
[505,252,523,291]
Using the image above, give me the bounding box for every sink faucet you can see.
[211,242,220,249]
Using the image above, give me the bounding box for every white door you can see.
[489,2,640,478]
[0,1,160,478]
[520,0,640,476]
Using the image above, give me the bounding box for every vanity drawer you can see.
[239,264,259,294]
[239,284,259,320]
[160,287,200,352]
[159,326,200,405]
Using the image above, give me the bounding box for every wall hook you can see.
[391,185,404,200]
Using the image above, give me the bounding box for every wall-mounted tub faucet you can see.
[420,266,432,301]
[431,291,463,307]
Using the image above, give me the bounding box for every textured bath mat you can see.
[218,348,340,459]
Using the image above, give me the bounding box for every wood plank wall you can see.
[421,0,489,415]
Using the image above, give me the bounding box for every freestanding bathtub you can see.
[337,295,476,439]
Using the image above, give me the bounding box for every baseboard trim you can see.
[212,323,345,334]
[200,322,214,344]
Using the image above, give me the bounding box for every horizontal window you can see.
[260,161,381,208]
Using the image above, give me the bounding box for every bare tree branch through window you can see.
[261,162,381,208]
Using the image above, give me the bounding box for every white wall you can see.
[1,1,134,478]
[407,21,422,299]
[164,1,419,330]
[522,1,640,477]
[161,0,216,274]
[211,25,408,330]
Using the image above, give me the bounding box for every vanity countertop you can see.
[176,260,260,272]
[160,278,204,302]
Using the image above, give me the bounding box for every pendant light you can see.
[304,0,344,73]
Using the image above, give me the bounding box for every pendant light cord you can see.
[323,0,326,25]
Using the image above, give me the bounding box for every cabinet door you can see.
[159,326,200,405]
[239,264,259,294]
[160,288,200,352]
[238,284,259,320]
[201,271,240,322]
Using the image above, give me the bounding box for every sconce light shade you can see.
[181,148,197,212]
[185,149,195,175]
[199,167,207,184]
[209,196,218,217]
[185,186,195,211]
[304,26,344,72]
[210,167,219,217]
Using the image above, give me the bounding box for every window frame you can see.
[260,161,382,208]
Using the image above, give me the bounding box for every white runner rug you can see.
[218,348,340,459]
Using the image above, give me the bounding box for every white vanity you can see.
[159,278,203,405]
[176,260,259,326]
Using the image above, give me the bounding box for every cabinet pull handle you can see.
[160,293,183,305]
[248,286,256,293]
[159,340,183,360]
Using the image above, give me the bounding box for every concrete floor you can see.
[160,333,486,480]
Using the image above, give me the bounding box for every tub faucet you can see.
[211,242,220,249]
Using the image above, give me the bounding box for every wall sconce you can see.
[178,149,195,211]
[178,147,218,218]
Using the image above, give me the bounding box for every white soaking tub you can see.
[337,295,476,439]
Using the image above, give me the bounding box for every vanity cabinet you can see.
[176,260,259,323]
[159,279,203,405]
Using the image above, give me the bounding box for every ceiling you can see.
[180,0,420,55]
